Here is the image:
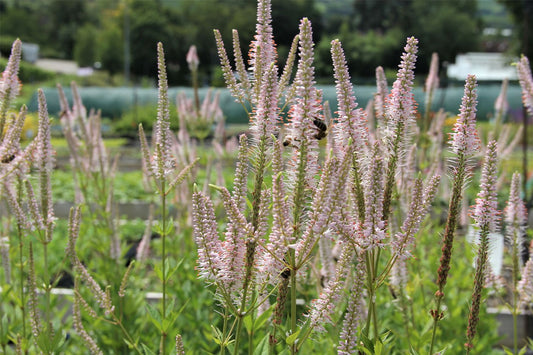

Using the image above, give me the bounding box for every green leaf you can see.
[153,262,164,281]
[243,313,253,333]
[141,343,157,355]
[253,334,269,355]
[285,329,301,346]
[165,258,183,281]
[145,303,163,332]
[254,305,274,329]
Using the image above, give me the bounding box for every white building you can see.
[447,52,518,81]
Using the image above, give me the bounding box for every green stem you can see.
[161,179,167,355]
[512,236,519,354]
[429,296,442,354]
[111,313,143,354]
[219,307,230,355]
[18,224,27,347]
[43,242,51,332]
[290,269,297,355]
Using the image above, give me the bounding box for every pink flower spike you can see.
[471,141,500,233]
[450,74,481,156]
[186,45,199,72]
[386,37,418,131]
[517,56,533,116]
[0,39,22,117]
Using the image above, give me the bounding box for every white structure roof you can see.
[447,52,518,81]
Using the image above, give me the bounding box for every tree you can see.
[498,0,533,59]
[74,24,98,67]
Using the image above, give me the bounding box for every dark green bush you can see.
[113,103,179,138]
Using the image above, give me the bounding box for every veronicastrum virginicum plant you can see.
[191,0,462,353]
[0,39,68,354]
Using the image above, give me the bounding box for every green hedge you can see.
[27,84,526,126]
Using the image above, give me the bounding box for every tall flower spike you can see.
[249,0,276,103]
[307,242,354,331]
[331,39,368,157]
[192,191,224,281]
[517,55,533,116]
[153,42,174,180]
[505,172,528,272]
[425,53,440,97]
[471,141,500,233]
[0,39,22,133]
[214,29,244,103]
[424,52,439,127]
[450,74,481,156]
[361,143,386,249]
[382,37,418,222]
[0,105,26,163]
[494,78,509,120]
[518,241,533,307]
[338,253,366,355]
[73,282,103,355]
[250,63,279,143]
[392,174,441,260]
[37,89,55,240]
[385,37,418,137]
[374,65,388,126]
[186,45,199,72]
[232,30,251,98]
[465,140,499,351]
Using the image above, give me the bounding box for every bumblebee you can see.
[280,267,291,279]
[312,118,328,140]
[1,154,15,164]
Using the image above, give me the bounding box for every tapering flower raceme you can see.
[494,78,509,117]
[73,283,103,355]
[295,152,349,262]
[0,105,26,162]
[67,207,114,315]
[278,34,299,101]
[505,172,528,271]
[192,191,224,282]
[286,18,322,184]
[36,89,55,240]
[471,141,500,233]
[424,52,439,129]
[338,253,366,355]
[385,36,418,140]
[307,242,354,331]
[374,66,388,125]
[153,42,175,180]
[425,52,440,95]
[331,39,368,156]
[175,334,185,355]
[360,143,386,249]
[391,174,441,260]
[518,241,533,306]
[382,37,418,222]
[0,237,9,285]
[4,183,31,231]
[0,39,22,126]
[257,139,291,281]
[451,74,481,156]
[250,63,280,143]
[232,135,250,212]
[517,55,533,116]
[465,140,500,351]
[249,0,276,100]
[186,45,199,72]
[232,30,251,97]
[214,29,246,103]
